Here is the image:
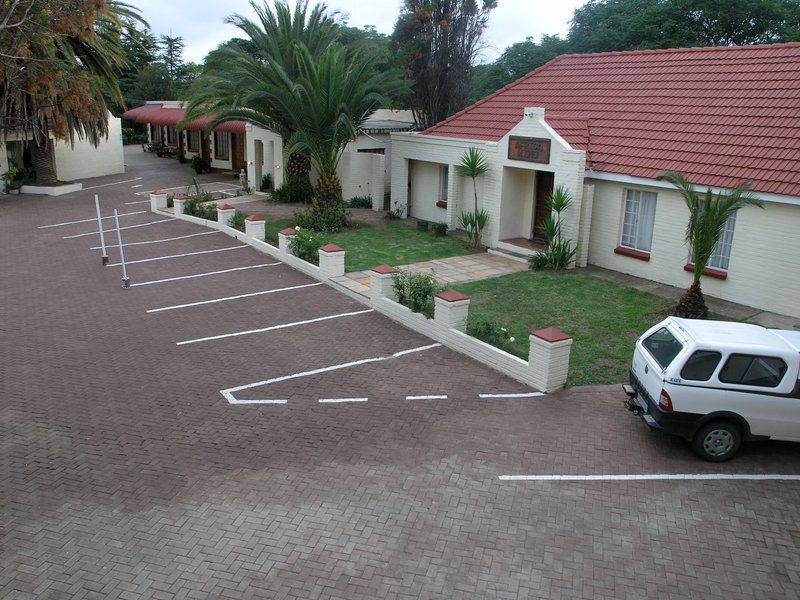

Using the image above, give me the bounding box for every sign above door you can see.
[508,136,551,164]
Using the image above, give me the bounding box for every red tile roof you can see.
[424,43,800,196]
[122,104,246,134]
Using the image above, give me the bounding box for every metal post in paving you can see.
[94,194,109,266]
[113,209,131,288]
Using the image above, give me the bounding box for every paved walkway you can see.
[336,252,528,297]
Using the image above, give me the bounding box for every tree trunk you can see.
[314,170,343,211]
[32,138,57,185]
[675,281,709,319]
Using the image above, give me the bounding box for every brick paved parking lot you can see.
[3,149,800,599]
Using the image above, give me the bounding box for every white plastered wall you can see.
[337,152,384,201]
[53,114,124,181]
[246,125,284,191]
[209,132,233,171]
[587,178,800,318]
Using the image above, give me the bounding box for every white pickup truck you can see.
[624,317,800,461]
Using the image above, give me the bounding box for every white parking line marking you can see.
[124,200,151,205]
[131,184,143,188]
[130,263,280,287]
[39,211,145,228]
[135,182,242,196]
[91,230,220,250]
[498,474,800,482]
[406,395,448,400]
[479,392,544,399]
[228,399,288,405]
[81,177,143,191]
[221,343,442,404]
[63,219,173,239]
[147,282,323,313]
[107,245,246,267]
[319,397,368,403]
[177,309,374,346]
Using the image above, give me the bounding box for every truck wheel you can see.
[691,421,741,462]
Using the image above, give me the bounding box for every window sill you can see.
[614,246,650,262]
[683,264,728,280]
[436,200,448,209]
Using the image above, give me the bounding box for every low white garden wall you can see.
[156,194,572,392]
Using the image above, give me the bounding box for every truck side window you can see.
[719,354,788,388]
[642,328,683,369]
[680,350,721,381]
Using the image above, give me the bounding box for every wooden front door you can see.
[531,171,554,243]
[231,133,246,172]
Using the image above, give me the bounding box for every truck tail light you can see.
[658,389,673,412]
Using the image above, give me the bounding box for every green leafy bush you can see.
[261,173,273,191]
[458,209,489,247]
[184,197,217,220]
[393,270,440,319]
[294,201,349,233]
[467,317,515,352]
[386,201,404,220]
[432,222,448,237]
[122,128,147,145]
[271,175,314,203]
[230,210,246,232]
[190,155,211,174]
[346,195,373,209]
[290,228,328,264]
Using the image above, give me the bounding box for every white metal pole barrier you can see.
[113,209,131,288]
[94,194,109,265]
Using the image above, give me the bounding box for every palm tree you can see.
[184,1,339,197]
[456,147,488,214]
[660,171,764,319]
[283,44,402,217]
[2,1,146,184]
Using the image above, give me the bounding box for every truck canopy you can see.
[668,318,800,357]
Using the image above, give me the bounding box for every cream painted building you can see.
[391,43,800,318]
[2,112,124,190]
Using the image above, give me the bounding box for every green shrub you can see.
[261,173,273,191]
[458,209,489,247]
[230,210,246,232]
[529,186,577,271]
[184,197,217,220]
[393,270,440,319]
[290,228,328,264]
[346,195,373,209]
[386,201,404,220]
[294,201,349,233]
[432,222,448,237]
[166,195,174,208]
[467,317,515,352]
[271,175,313,203]
[190,155,211,174]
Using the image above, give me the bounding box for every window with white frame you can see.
[187,130,200,153]
[708,213,736,270]
[214,131,229,160]
[620,189,657,253]
[439,165,449,202]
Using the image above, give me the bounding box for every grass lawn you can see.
[328,221,476,272]
[454,270,674,387]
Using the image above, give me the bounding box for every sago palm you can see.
[660,171,764,319]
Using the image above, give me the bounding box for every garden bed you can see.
[454,270,674,387]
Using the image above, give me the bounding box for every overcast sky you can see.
[128,0,585,65]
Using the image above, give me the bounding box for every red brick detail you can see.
[436,200,448,209]
[245,214,265,222]
[683,263,728,280]
[436,290,470,303]
[173,194,189,200]
[319,244,344,253]
[279,228,296,236]
[371,264,399,274]
[218,204,235,210]
[614,246,650,262]
[532,327,571,343]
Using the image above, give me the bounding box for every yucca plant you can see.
[457,147,489,213]
[529,185,576,271]
[659,171,764,319]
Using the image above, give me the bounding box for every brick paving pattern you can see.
[2,148,800,599]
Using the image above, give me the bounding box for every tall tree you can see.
[659,172,764,319]
[393,0,497,129]
[158,34,185,79]
[185,0,340,201]
[0,0,146,183]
